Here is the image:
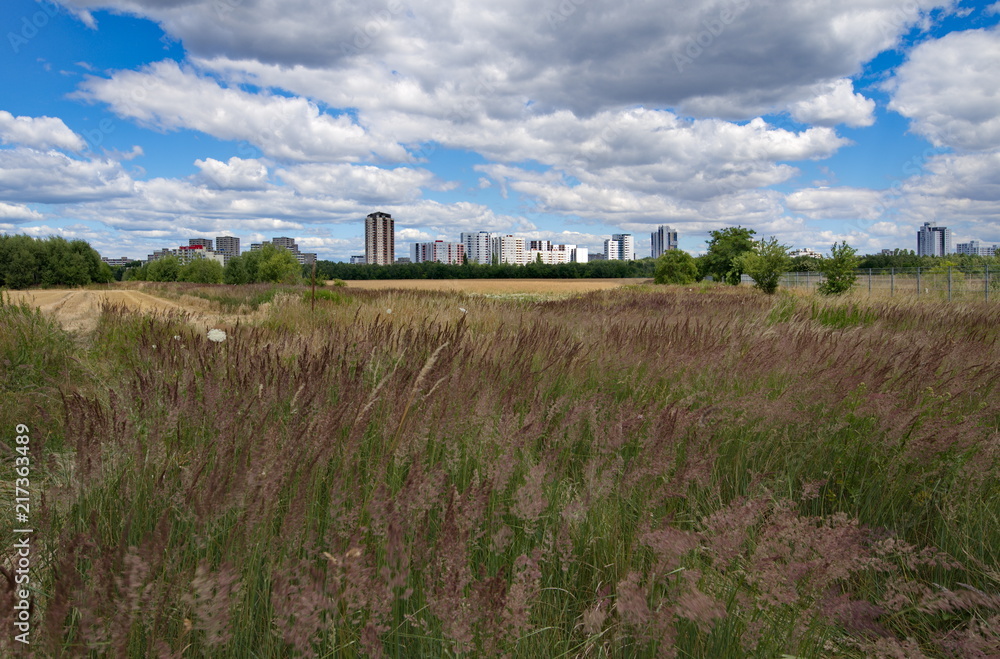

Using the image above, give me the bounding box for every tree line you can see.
[314,258,657,280]
[125,243,303,285]
[0,235,113,289]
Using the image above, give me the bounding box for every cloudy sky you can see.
[2,0,999,260]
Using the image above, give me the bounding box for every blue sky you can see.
[2,0,999,260]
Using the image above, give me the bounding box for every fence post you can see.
[947,266,952,302]
[868,268,872,294]
[987,264,991,303]
[891,268,895,297]
[917,267,921,296]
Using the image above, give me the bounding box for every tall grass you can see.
[2,284,999,657]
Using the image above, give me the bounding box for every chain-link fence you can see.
[774,266,998,301]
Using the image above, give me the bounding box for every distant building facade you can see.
[650,225,677,259]
[349,255,366,264]
[789,247,823,259]
[411,241,466,265]
[461,231,493,264]
[101,256,136,267]
[215,236,240,264]
[365,211,395,265]
[604,234,635,261]
[917,222,951,257]
[492,235,527,265]
[955,240,997,257]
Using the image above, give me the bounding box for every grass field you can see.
[1,283,998,657]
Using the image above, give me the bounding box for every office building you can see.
[651,226,678,259]
[604,234,635,261]
[365,211,394,265]
[349,255,366,264]
[917,222,951,257]
[411,240,466,265]
[461,231,493,264]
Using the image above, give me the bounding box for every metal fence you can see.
[773,266,998,301]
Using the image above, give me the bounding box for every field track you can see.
[6,289,212,333]
[337,277,650,294]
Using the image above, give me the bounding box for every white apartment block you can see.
[492,235,527,265]
[789,247,823,259]
[604,234,635,261]
[955,240,997,257]
[461,231,493,264]
[411,241,466,265]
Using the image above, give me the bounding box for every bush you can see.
[818,241,859,296]
[178,258,224,284]
[654,249,699,284]
[736,236,791,294]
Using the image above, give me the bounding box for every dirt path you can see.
[6,289,223,334]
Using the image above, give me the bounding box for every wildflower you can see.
[459,307,467,313]
[207,329,227,343]
[386,308,392,314]
[173,335,181,341]
[151,344,156,349]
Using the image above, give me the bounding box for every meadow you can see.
[1,283,998,657]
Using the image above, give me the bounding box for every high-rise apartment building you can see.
[604,234,635,261]
[492,235,527,265]
[215,236,240,264]
[917,222,951,257]
[365,212,394,265]
[461,231,493,264]
[411,241,466,265]
[189,238,214,251]
[651,225,677,259]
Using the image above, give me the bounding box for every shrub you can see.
[818,241,859,295]
[654,249,699,284]
[736,236,791,294]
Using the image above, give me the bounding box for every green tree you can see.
[257,244,302,284]
[654,249,699,285]
[701,226,756,285]
[818,242,860,295]
[736,236,791,294]
[223,255,249,284]
[146,256,181,282]
[178,257,224,283]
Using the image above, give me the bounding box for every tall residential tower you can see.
[365,212,394,265]
[651,225,678,259]
[917,222,951,257]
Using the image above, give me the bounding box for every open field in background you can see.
[338,277,652,295]
[2,283,999,657]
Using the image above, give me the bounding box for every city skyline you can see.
[2,2,1000,262]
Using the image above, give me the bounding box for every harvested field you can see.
[337,277,650,294]
[5,288,223,333]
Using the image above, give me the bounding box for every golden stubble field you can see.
[336,277,651,294]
